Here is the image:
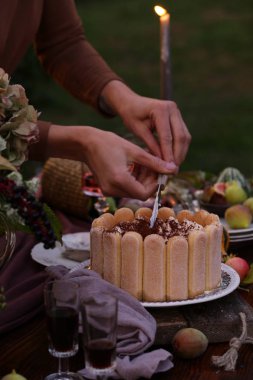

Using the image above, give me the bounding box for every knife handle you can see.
[158,174,168,188]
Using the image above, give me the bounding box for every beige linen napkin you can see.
[46,266,173,379]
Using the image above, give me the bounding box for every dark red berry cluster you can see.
[0,174,57,249]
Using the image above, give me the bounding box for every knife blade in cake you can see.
[150,174,168,228]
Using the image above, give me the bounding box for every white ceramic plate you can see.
[221,218,253,235]
[31,232,90,269]
[63,232,90,250]
[229,235,253,242]
[229,231,253,238]
[141,264,240,308]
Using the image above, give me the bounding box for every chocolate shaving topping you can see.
[111,216,203,241]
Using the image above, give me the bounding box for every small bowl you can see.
[199,200,229,217]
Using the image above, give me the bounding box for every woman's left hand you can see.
[100,81,191,166]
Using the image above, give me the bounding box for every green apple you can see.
[244,197,253,215]
[225,204,252,229]
[225,181,247,205]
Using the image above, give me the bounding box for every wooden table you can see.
[1,245,253,380]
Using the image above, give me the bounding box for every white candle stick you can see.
[154,5,172,100]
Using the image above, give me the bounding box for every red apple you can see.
[225,257,250,281]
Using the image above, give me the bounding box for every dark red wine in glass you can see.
[44,280,83,380]
[47,306,79,354]
[85,338,116,370]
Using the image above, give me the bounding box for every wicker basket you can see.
[41,158,91,219]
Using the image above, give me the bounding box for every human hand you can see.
[83,128,177,200]
[120,96,191,166]
[100,81,191,166]
[76,127,177,200]
[41,124,177,200]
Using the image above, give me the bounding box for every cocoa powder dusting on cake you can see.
[111,216,203,241]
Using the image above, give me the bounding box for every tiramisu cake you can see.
[90,207,223,302]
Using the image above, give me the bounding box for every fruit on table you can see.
[244,197,253,215]
[211,182,228,204]
[241,263,253,285]
[202,167,251,206]
[225,204,252,229]
[225,257,250,281]
[216,167,250,193]
[202,180,248,206]
[1,370,27,380]
[202,182,227,205]
[225,181,247,205]
[172,328,208,359]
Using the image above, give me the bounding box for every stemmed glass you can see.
[44,279,83,380]
[0,211,16,270]
[81,293,118,379]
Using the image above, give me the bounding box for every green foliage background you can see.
[14,0,253,177]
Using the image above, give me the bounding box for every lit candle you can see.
[154,5,172,100]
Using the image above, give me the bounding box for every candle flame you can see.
[154,5,168,17]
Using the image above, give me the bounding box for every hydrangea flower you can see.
[0,67,61,250]
[0,68,39,168]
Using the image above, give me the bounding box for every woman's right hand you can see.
[47,125,178,200]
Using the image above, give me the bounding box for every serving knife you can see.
[150,174,168,228]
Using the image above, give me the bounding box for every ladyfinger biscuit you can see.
[192,210,209,226]
[158,207,175,220]
[92,212,116,230]
[114,207,135,224]
[103,231,121,287]
[135,207,152,220]
[143,234,166,302]
[121,232,143,300]
[176,209,194,223]
[188,230,207,298]
[90,227,104,276]
[166,236,188,301]
[204,224,223,290]
[204,213,220,226]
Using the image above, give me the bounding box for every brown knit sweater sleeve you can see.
[35,0,122,113]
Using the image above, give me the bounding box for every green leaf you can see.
[0,155,17,172]
[241,263,253,285]
[43,203,63,243]
[0,212,31,235]
[106,197,117,213]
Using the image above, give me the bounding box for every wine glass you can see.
[81,293,118,379]
[0,211,16,270]
[44,279,83,380]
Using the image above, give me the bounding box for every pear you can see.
[244,197,253,215]
[225,181,247,205]
[225,204,252,229]
[1,370,27,380]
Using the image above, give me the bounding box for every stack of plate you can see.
[221,218,253,246]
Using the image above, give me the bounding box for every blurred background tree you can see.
[13,0,253,178]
